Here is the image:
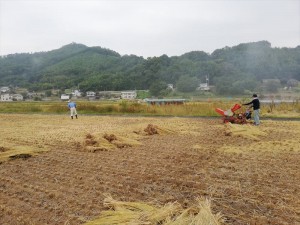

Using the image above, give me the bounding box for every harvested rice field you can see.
[0,114,299,225]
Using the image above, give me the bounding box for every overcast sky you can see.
[0,0,299,57]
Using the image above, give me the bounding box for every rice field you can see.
[0,100,299,117]
[0,114,299,225]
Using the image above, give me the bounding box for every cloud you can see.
[0,0,299,57]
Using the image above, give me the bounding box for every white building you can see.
[197,83,210,91]
[197,75,210,91]
[121,91,137,100]
[60,94,70,101]
[86,91,96,97]
[0,87,10,93]
[27,92,38,99]
[1,94,13,101]
[72,90,82,97]
[0,93,23,101]
[12,94,23,101]
[167,84,174,90]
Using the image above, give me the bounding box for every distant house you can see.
[1,94,13,101]
[98,91,121,99]
[0,87,10,93]
[86,91,96,100]
[197,75,210,91]
[86,91,96,97]
[167,84,174,91]
[72,90,82,97]
[0,93,23,101]
[197,83,210,91]
[64,89,72,95]
[27,92,38,99]
[12,94,23,101]
[60,94,70,101]
[144,98,187,105]
[121,91,137,100]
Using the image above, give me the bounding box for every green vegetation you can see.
[0,100,299,117]
[0,41,299,96]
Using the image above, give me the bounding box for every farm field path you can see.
[0,114,299,225]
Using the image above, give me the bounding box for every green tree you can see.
[1,41,300,95]
[265,80,281,93]
[45,90,52,97]
[176,76,199,92]
[149,81,168,97]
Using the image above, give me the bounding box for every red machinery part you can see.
[231,104,241,112]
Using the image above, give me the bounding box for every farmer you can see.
[67,100,78,119]
[243,94,260,125]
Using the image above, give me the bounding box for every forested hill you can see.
[0,41,299,95]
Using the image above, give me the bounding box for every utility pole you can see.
[206,74,209,86]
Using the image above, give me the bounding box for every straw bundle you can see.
[143,124,176,136]
[190,199,224,225]
[82,132,142,152]
[225,123,267,140]
[84,196,224,225]
[0,142,47,162]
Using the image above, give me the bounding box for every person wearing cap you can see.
[243,94,260,125]
[67,100,78,119]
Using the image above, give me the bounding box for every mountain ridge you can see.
[0,41,299,95]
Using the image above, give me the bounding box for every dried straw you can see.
[84,196,224,225]
[225,123,267,140]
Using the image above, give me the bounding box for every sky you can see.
[0,0,299,58]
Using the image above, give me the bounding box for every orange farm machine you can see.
[215,104,252,124]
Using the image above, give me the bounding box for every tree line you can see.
[0,41,299,96]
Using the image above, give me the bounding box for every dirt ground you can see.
[0,114,299,225]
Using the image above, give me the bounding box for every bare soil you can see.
[0,114,299,225]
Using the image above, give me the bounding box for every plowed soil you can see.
[0,114,299,225]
